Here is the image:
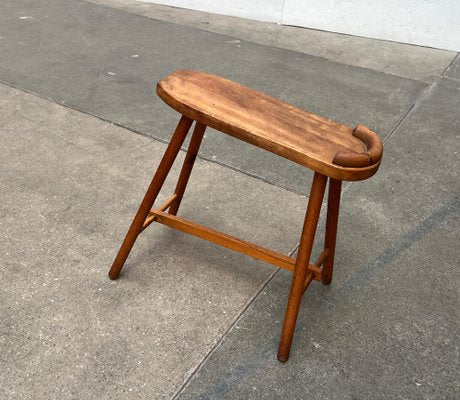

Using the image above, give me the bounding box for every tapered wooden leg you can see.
[108,115,193,280]
[277,173,327,362]
[169,122,206,216]
[322,178,342,285]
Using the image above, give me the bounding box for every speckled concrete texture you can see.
[0,84,306,399]
[0,0,427,194]
[0,1,459,399]
[87,0,456,83]
[175,76,460,400]
[445,54,460,81]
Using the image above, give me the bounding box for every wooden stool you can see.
[109,70,383,362]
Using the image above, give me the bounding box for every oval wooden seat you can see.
[157,70,382,181]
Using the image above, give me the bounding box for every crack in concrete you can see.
[171,241,300,399]
[1,4,456,394]
[384,51,459,143]
[0,78,309,198]
[333,195,459,298]
[168,53,459,399]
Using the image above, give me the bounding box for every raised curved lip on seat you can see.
[332,124,383,168]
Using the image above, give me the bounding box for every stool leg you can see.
[277,172,327,362]
[169,122,206,216]
[322,178,342,285]
[108,115,193,280]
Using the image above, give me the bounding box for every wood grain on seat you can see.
[157,70,382,181]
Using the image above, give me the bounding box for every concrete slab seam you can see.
[442,52,459,75]
[0,79,307,197]
[170,81,457,395]
[76,0,431,85]
[442,52,460,82]
[382,64,450,143]
[173,198,460,400]
[171,241,300,400]
[334,195,460,299]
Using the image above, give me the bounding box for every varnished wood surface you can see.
[141,193,177,232]
[322,178,342,284]
[332,124,383,167]
[111,68,384,360]
[157,70,382,181]
[151,210,296,271]
[108,116,193,280]
[278,173,327,362]
[169,122,206,216]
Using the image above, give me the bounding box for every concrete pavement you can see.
[87,0,455,83]
[0,1,458,399]
[0,0,427,194]
[176,75,460,400]
[0,83,306,399]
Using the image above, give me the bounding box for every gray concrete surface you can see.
[445,54,460,81]
[86,0,456,83]
[0,1,459,399]
[176,77,460,400]
[0,83,307,399]
[0,0,427,194]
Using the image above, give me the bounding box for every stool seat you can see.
[157,70,382,181]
